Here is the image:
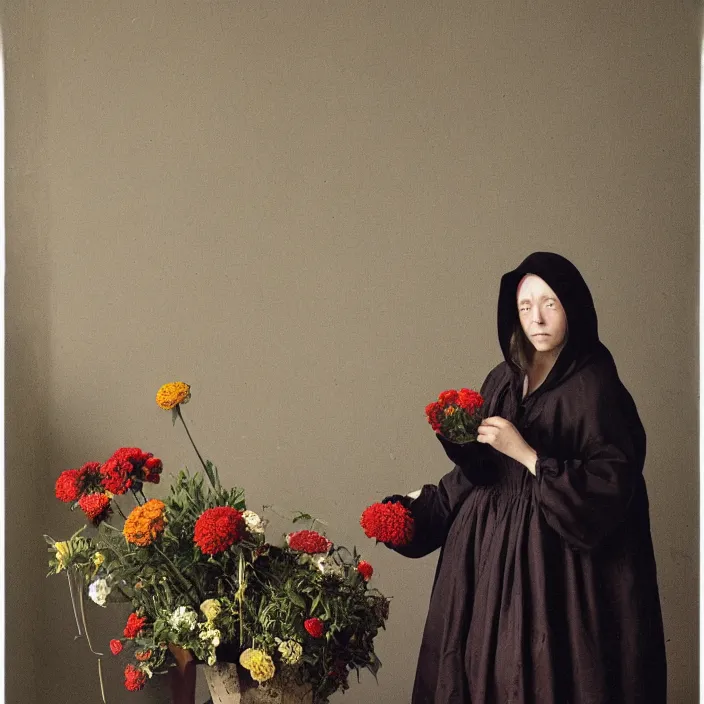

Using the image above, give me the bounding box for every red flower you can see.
[124,612,147,639]
[437,389,459,406]
[55,469,83,503]
[424,402,443,432]
[135,649,152,662]
[99,457,133,495]
[124,664,147,692]
[360,502,414,546]
[304,617,325,638]
[357,560,374,581]
[194,506,245,555]
[142,456,163,483]
[110,639,123,655]
[457,388,483,413]
[78,493,112,524]
[286,530,332,554]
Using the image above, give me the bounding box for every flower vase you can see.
[203,662,313,704]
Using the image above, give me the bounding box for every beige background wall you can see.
[4,1,699,702]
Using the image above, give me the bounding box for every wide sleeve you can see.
[534,377,646,552]
[385,466,470,558]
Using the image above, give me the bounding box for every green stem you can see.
[112,498,127,520]
[153,544,203,601]
[176,406,215,490]
[66,569,83,637]
[97,658,107,704]
[78,578,103,655]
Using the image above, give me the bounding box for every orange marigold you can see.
[123,499,167,547]
[156,382,191,410]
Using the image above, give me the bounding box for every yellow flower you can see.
[54,541,71,571]
[239,649,275,683]
[277,639,303,665]
[199,599,222,622]
[92,552,105,569]
[156,382,191,410]
[123,500,167,546]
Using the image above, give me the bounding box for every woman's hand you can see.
[477,416,538,475]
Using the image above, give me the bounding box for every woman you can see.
[384,252,666,703]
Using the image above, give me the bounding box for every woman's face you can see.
[516,274,568,355]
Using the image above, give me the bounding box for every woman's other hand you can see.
[477,416,538,475]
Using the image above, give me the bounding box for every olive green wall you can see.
[4,1,699,702]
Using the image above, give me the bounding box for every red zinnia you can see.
[55,469,83,503]
[193,506,245,555]
[110,639,123,655]
[78,493,112,524]
[304,617,325,638]
[123,612,147,639]
[124,664,147,692]
[357,560,374,581]
[360,502,414,546]
[286,530,332,555]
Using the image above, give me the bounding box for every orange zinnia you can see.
[123,499,167,547]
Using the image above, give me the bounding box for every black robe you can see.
[390,253,667,704]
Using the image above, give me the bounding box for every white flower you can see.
[169,606,198,631]
[311,554,345,579]
[242,510,266,534]
[199,626,221,648]
[88,578,111,607]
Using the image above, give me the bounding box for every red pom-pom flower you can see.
[78,493,112,524]
[357,560,374,581]
[124,664,147,692]
[123,612,147,639]
[286,530,332,554]
[110,639,123,655]
[194,506,245,555]
[360,502,414,546]
[55,469,83,503]
[304,617,325,638]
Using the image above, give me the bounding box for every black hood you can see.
[498,251,608,394]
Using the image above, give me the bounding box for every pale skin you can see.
[476,274,568,476]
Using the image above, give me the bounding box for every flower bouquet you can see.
[424,388,484,443]
[45,383,390,704]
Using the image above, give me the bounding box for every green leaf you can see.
[292,512,313,524]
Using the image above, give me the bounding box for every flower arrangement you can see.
[424,388,484,443]
[45,382,390,703]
